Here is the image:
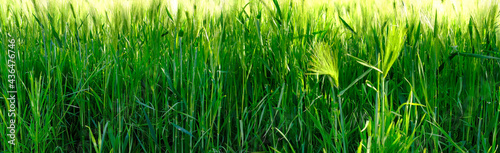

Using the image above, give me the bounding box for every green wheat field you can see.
[1,0,500,152]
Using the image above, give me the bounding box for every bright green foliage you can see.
[0,0,499,152]
[382,26,406,78]
[309,42,339,87]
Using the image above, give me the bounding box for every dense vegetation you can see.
[1,0,500,152]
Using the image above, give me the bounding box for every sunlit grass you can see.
[0,0,499,152]
[309,42,339,88]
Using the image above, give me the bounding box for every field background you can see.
[1,0,500,152]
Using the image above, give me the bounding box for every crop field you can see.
[1,0,500,152]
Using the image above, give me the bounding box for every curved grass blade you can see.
[458,52,500,60]
[346,54,382,73]
[338,68,373,97]
[170,122,194,138]
[272,0,282,19]
[143,110,158,146]
[339,15,357,34]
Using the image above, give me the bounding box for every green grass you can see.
[0,0,499,152]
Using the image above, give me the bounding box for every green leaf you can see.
[171,122,194,138]
[272,0,282,19]
[338,68,373,97]
[143,110,158,146]
[346,54,382,73]
[458,52,500,60]
[86,125,100,153]
[339,15,357,34]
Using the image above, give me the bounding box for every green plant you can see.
[0,0,499,152]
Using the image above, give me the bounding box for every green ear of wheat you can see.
[382,26,406,78]
[308,42,340,88]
